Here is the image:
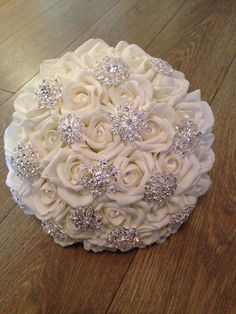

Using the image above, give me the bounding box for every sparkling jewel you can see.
[111,102,148,142]
[148,56,173,75]
[170,120,202,157]
[35,78,62,110]
[71,207,102,232]
[11,141,40,182]
[80,156,119,198]
[42,218,66,241]
[106,228,140,250]
[58,113,85,144]
[94,56,129,86]
[144,172,177,206]
[10,188,25,209]
[168,204,195,226]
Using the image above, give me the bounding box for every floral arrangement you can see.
[4,39,215,252]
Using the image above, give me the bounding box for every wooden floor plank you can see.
[0,0,62,45]
[146,0,236,102]
[0,209,136,313]
[0,0,119,92]
[107,54,236,314]
[0,89,12,104]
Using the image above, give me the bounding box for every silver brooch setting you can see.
[80,156,119,198]
[111,102,148,142]
[35,78,62,110]
[94,56,129,86]
[168,204,195,227]
[71,207,103,232]
[148,56,173,75]
[42,218,66,241]
[106,228,140,250]
[11,141,40,182]
[58,113,85,145]
[170,120,202,157]
[144,172,177,206]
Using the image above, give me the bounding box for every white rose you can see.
[136,103,175,153]
[74,38,114,69]
[155,151,201,195]
[109,147,154,205]
[4,121,24,155]
[23,114,62,159]
[12,92,50,126]
[40,52,81,80]
[76,107,124,160]
[152,73,189,105]
[61,70,109,115]
[42,147,94,208]
[174,90,214,133]
[108,74,153,106]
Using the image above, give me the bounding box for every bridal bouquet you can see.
[4,39,215,252]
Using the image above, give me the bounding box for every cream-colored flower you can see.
[109,147,154,205]
[174,90,214,133]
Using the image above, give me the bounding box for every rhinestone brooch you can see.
[94,56,130,86]
[42,218,66,241]
[106,228,140,250]
[11,141,40,182]
[35,78,62,110]
[168,204,195,227]
[148,56,173,75]
[80,156,119,198]
[71,207,103,232]
[170,120,202,157]
[10,188,25,210]
[111,102,148,142]
[58,113,85,145]
[144,172,177,206]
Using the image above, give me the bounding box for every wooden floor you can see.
[0,0,235,313]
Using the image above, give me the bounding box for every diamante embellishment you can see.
[42,218,66,241]
[94,56,129,86]
[35,78,62,110]
[144,172,177,206]
[58,113,85,144]
[10,188,25,209]
[111,102,148,142]
[80,156,119,198]
[11,141,40,182]
[106,228,140,250]
[148,56,173,75]
[170,120,202,157]
[71,207,102,231]
[168,204,195,226]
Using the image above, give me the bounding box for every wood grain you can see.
[0,89,12,104]
[0,0,235,313]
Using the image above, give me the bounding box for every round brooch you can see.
[4,39,215,252]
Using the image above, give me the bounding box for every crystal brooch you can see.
[106,228,140,250]
[94,56,129,86]
[11,141,40,182]
[148,56,173,75]
[35,78,62,110]
[71,207,102,232]
[168,204,195,227]
[170,120,202,157]
[80,156,119,198]
[144,172,177,206]
[111,102,148,142]
[58,113,85,145]
[42,218,66,241]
